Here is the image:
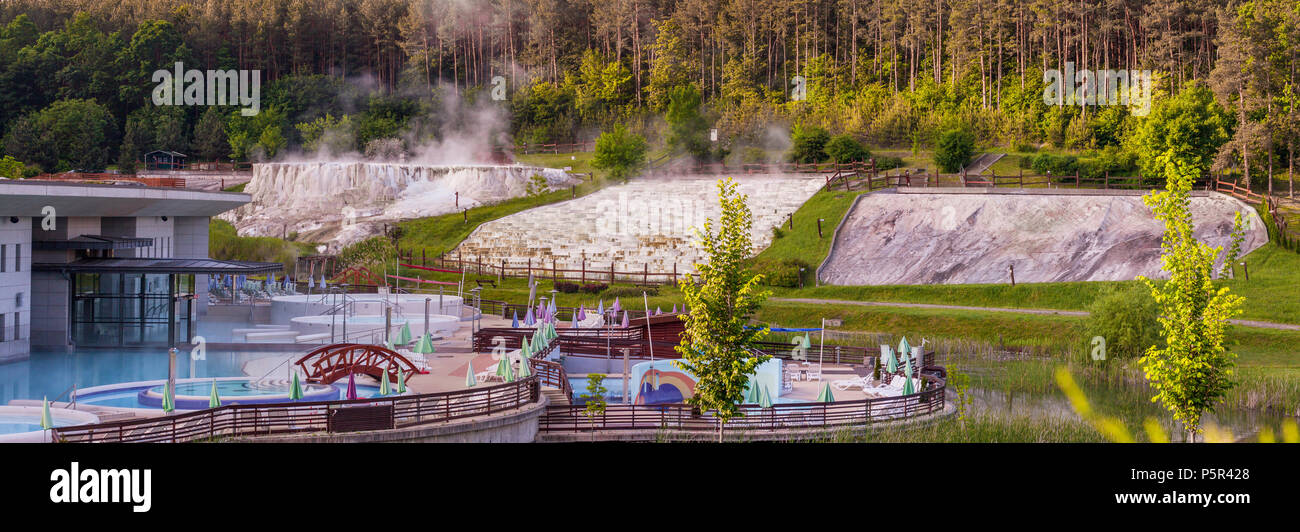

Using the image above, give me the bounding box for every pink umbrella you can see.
[346,372,358,400]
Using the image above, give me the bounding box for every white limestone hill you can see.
[452,174,827,275]
[818,189,1268,285]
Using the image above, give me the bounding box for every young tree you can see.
[1139,153,1246,442]
[673,178,771,442]
[592,124,647,181]
[934,128,975,173]
[665,84,711,160]
[193,107,230,161]
[581,373,608,440]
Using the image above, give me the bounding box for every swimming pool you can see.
[73,377,387,410]
[0,405,101,441]
[0,348,305,406]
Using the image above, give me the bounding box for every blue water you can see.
[74,383,385,409]
[568,377,627,405]
[0,348,302,406]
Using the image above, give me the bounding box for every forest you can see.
[0,0,1296,192]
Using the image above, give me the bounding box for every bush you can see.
[873,155,905,170]
[788,125,830,164]
[1023,153,1079,176]
[824,134,871,163]
[603,285,658,298]
[593,124,648,181]
[1083,286,1161,361]
[934,128,975,173]
[580,283,608,293]
[554,281,581,293]
[749,258,811,288]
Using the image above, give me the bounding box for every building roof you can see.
[32,235,155,251]
[34,257,283,274]
[144,150,187,157]
[0,179,250,217]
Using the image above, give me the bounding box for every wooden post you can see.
[1241,260,1249,281]
[499,259,504,284]
[454,191,458,208]
[527,257,531,280]
[673,263,677,285]
[1009,264,1016,286]
[463,208,468,224]
[1104,171,1109,189]
[1019,167,1023,188]
[1075,170,1080,188]
[788,212,793,230]
[581,257,586,284]
[609,262,614,284]
[478,255,482,275]
[816,218,823,238]
[644,263,648,286]
[553,259,557,283]
[571,185,576,199]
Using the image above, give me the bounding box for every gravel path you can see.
[771,297,1300,331]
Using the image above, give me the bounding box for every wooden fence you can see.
[395,252,687,287]
[822,162,1212,193]
[515,141,596,154]
[30,173,188,188]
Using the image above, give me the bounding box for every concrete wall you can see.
[0,217,31,362]
[29,271,68,349]
[173,216,210,315]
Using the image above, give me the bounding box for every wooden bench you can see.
[475,279,497,288]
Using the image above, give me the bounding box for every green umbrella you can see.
[503,358,516,382]
[744,379,760,404]
[884,346,898,373]
[465,363,477,387]
[496,354,511,377]
[289,372,303,400]
[397,322,413,345]
[903,353,915,395]
[520,336,532,359]
[817,382,835,403]
[379,369,391,396]
[209,379,221,408]
[413,332,435,354]
[397,368,407,394]
[41,396,53,430]
[518,355,532,378]
[758,385,773,408]
[161,382,175,413]
[799,334,812,349]
[899,336,912,367]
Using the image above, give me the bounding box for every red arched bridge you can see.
[295,343,426,385]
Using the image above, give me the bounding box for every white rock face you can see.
[819,191,1267,285]
[453,175,826,275]
[220,162,576,250]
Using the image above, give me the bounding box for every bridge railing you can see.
[539,374,945,434]
[50,375,541,443]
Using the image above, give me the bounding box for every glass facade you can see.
[71,273,195,347]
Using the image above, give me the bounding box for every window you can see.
[11,312,17,340]
[1,244,6,272]
[14,243,19,272]
[0,313,6,341]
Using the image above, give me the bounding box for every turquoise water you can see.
[0,414,73,435]
[149,380,333,397]
[0,348,301,405]
[568,377,626,405]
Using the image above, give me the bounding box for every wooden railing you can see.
[30,173,188,188]
[394,252,688,286]
[515,141,596,154]
[538,373,945,434]
[824,164,1213,193]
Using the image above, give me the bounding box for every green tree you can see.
[258,125,286,159]
[1127,83,1232,181]
[646,19,691,112]
[934,128,976,173]
[824,134,871,163]
[581,373,608,439]
[1138,154,1246,441]
[193,106,229,161]
[1,98,116,171]
[1084,286,1162,362]
[295,114,355,155]
[788,125,829,163]
[0,155,26,179]
[673,178,772,442]
[665,84,711,160]
[592,124,647,182]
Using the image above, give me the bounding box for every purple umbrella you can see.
[655,306,662,315]
[577,305,587,321]
[612,298,622,314]
[671,304,678,314]
[621,311,630,328]
[346,372,358,400]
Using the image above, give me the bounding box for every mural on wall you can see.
[633,365,696,405]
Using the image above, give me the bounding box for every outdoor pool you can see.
[73,377,388,410]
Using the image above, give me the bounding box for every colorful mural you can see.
[632,363,697,405]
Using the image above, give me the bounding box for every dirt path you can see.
[771,297,1300,331]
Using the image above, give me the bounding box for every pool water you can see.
[568,377,627,406]
[0,348,304,406]
[0,415,73,435]
[76,382,386,409]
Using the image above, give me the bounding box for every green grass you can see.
[752,187,867,266]
[222,182,246,192]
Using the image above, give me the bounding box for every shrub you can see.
[554,281,581,293]
[749,258,811,288]
[580,283,608,293]
[788,125,830,164]
[824,134,871,163]
[1012,142,1038,153]
[873,155,905,170]
[1083,286,1161,361]
[604,285,658,298]
[934,128,975,173]
[593,124,648,181]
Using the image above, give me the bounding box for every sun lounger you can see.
[832,375,872,391]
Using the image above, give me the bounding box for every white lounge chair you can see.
[832,375,872,391]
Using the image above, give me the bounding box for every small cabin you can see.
[143,150,187,170]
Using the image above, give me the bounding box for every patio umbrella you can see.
[496,354,511,377]
[621,311,630,328]
[41,397,53,430]
[596,299,605,317]
[520,337,532,359]
[397,368,407,394]
[577,305,586,321]
[744,379,760,404]
[884,345,898,373]
[413,332,435,354]
[759,385,773,408]
[800,334,812,350]
[346,373,358,400]
[209,379,221,408]
[899,337,912,366]
[465,364,477,387]
[511,310,520,328]
[903,352,915,395]
[518,355,532,378]
[671,304,678,314]
[654,306,662,315]
[397,322,412,345]
[379,370,390,396]
[289,372,303,400]
[161,382,174,413]
[524,307,536,326]
[503,358,516,382]
[817,382,835,403]
[548,298,557,316]
[307,276,315,289]
[611,298,621,315]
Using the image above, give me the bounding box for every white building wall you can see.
[173,216,210,316]
[0,217,32,362]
